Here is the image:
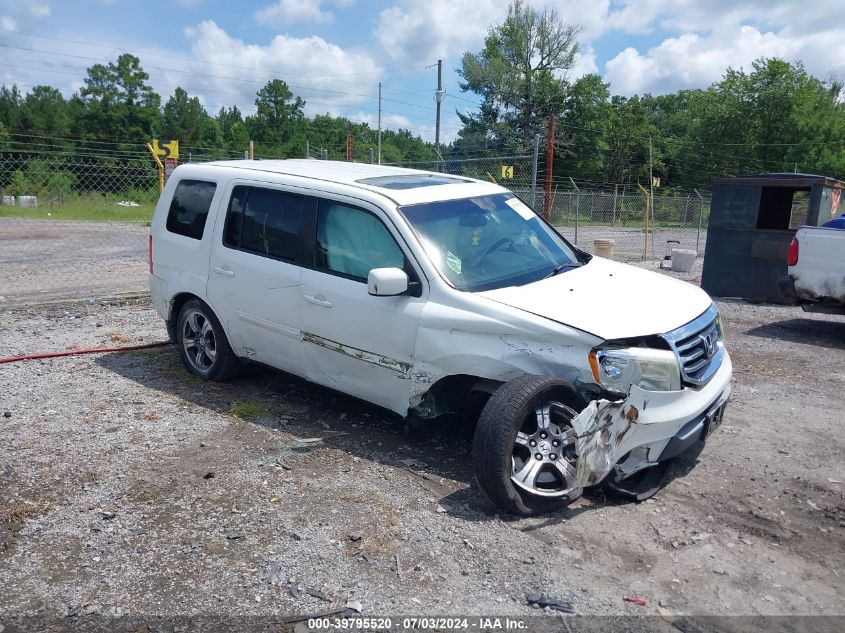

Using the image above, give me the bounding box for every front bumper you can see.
[569,351,733,489]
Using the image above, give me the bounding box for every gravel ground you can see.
[0,295,843,627]
[0,218,149,305]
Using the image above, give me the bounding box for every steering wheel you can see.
[469,237,516,268]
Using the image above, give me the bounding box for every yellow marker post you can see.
[147,143,165,193]
[500,165,514,179]
[637,182,650,260]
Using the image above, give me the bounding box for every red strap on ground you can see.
[0,341,171,364]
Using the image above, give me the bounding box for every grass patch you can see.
[0,200,154,223]
[2,499,44,529]
[229,400,272,420]
[107,331,133,344]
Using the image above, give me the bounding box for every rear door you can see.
[299,196,426,414]
[206,182,312,375]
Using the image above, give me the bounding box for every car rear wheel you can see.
[176,299,239,381]
[472,375,585,515]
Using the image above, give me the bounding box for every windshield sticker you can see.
[445,250,462,275]
[505,198,536,221]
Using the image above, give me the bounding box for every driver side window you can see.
[315,200,405,281]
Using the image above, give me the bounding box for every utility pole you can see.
[543,115,555,221]
[249,140,254,160]
[377,82,382,165]
[648,136,654,230]
[530,133,540,210]
[305,140,310,159]
[346,133,353,162]
[435,59,444,157]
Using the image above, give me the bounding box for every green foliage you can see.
[7,170,29,196]
[78,53,161,140]
[163,87,208,146]
[457,0,580,150]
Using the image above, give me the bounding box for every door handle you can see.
[212,266,235,277]
[304,294,333,308]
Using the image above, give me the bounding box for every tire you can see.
[472,375,586,516]
[175,299,239,381]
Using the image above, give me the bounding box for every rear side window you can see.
[223,186,305,262]
[165,180,217,240]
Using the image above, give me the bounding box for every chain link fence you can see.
[1,146,711,308]
[391,156,711,264]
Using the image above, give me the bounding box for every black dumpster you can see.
[701,173,844,303]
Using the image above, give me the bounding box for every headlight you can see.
[589,347,681,392]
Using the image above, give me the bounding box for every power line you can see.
[0,27,427,81]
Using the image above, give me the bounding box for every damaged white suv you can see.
[149,160,731,515]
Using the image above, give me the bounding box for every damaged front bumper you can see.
[569,351,733,492]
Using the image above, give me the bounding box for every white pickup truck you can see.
[779,226,845,314]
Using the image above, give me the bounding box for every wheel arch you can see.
[166,292,202,342]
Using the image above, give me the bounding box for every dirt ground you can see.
[0,296,843,628]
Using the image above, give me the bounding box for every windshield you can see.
[400,193,582,292]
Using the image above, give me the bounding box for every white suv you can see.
[149,160,731,515]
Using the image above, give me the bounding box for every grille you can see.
[663,305,724,387]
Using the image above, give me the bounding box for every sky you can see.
[1,0,844,144]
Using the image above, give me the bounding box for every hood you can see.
[479,257,713,340]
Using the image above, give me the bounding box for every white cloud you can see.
[183,20,382,116]
[375,0,601,81]
[606,0,844,36]
[29,4,50,18]
[604,23,845,95]
[0,16,17,31]
[570,46,598,79]
[350,111,411,129]
[255,0,353,26]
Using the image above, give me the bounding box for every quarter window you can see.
[316,201,404,281]
[223,186,305,261]
[165,180,217,240]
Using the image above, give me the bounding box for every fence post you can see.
[368,148,374,164]
[683,194,690,224]
[530,133,540,211]
[569,177,580,245]
[612,183,618,225]
[637,183,650,260]
[694,188,706,255]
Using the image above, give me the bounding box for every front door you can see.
[300,198,424,414]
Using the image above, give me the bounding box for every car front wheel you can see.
[472,375,585,515]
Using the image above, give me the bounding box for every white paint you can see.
[789,226,845,307]
[480,256,713,340]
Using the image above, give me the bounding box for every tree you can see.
[603,95,664,185]
[162,87,208,145]
[457,0,580,149]
[78,53,161,140]
[556,74,612,181]
[21,85,71,137]
[0,85,23,131]
[217,105,250,152]
[248,79,305,148]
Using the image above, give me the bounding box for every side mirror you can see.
[367,267,409,296]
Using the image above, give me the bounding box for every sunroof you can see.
[356,174,471,190]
